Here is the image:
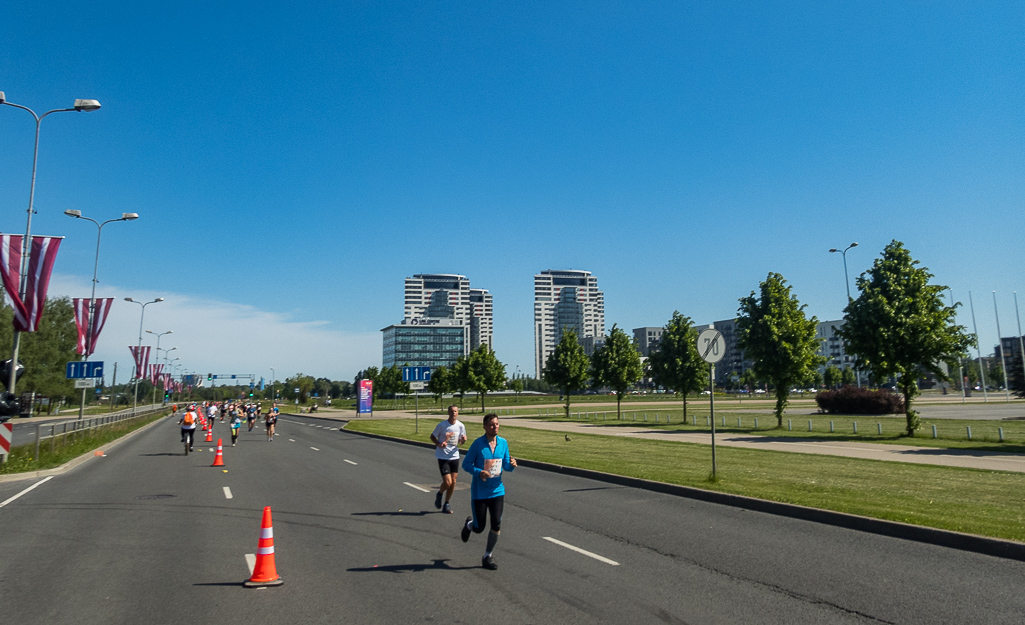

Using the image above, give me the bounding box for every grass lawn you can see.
[346,418,1025,543]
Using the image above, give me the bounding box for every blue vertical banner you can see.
[259,377,265,390]
[358,379,373,414]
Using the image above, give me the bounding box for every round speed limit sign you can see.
[697,328,726,364]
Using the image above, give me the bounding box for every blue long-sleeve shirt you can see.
[462,435,515,500]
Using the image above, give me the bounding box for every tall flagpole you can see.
[969,291,988,402]
[993,292,1011,401]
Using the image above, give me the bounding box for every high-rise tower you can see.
[534,269,604,376]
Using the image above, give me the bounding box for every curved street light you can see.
[65,209,138,417]
[125,297,163,413]
[1,91,102,395]
[146,330,173,405]
[829,242,860,388]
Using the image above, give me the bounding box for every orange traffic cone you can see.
[244,506,283,587]
[205,428,213,442]
[212,438,224,467]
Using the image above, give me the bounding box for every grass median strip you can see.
[346,418,1025,543]
[0,412,168,475]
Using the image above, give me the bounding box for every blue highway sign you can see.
[66,361,104,379]
[402,366,432,382]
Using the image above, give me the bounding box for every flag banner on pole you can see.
[150,363,164,385]
[128,345,151,380]
[72,298,114,356]
[0,234,64,332]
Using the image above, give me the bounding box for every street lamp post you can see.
[270,368,275,403]
[1,91,102,396]
[125,297,163,414]
[147,330,172,405]
[829,243,860,388]
[65,210,138,417]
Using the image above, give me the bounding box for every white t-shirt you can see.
[431,419,466,460]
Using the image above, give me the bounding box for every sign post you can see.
[402,367,431,433]
[697,328,726,478]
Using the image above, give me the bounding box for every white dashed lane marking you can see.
[344,459,357,465]
[310,447,320,451]
[0,476,54,509]
[404,482,429,492]
[223,487,233,499]
[543,537,620,566]
[289,439,295,442]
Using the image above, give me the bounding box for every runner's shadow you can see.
[351,510,433,517]
[348,559,476,573]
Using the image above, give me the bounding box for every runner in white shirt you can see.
[430,405,467,514]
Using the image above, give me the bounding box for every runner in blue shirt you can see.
[460,413,517,570]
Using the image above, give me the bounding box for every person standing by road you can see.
[430,405,467,514]
[460,413,517,570]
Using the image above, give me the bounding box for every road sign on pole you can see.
[66,361,104,379]
[402,366,431,382]
[697,329,725,364]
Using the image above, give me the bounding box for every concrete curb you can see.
[340,424,1025,563]
[0,411,172,484]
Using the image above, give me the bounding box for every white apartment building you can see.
[403,274,493,351]
[534,269,605,376]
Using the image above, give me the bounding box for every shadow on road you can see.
[351,510,434,517]
[347,558,477,573]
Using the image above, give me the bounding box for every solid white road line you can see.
[0,476,55,509]
[223,487,233,499]
[310,447,320,451]
[404,482,429,492]
[344,459,357,465]
[543,537,620,566]
[245,553,256,575]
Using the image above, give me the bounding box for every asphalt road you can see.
[1,413,1024,624]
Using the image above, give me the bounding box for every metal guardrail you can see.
[29,404,168,460]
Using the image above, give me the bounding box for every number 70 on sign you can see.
[697,329,725,364]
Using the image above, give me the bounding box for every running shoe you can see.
[481,555,497,570]
[435,491,443,510]
[461,517,472,543]
[442,502,452,514]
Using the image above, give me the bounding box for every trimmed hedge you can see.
[815,385,905,415]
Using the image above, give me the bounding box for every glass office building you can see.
[382,318,470,369]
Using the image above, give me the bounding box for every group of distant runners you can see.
[174,400,280,450]
[431,405,517,571]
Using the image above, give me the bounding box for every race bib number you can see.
[484,458,502,477]
[445,431,457,445]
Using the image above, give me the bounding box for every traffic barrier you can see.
[212,438,224,467]
[244,506,283,587]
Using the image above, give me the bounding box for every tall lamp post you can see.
[125,297,163,414]
[147,330,173,405]
[65,209,138,417]
[1,91,102,396]
[829,242,860,388]
[270,367,275,402]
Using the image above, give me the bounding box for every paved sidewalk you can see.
[317,408,1025,473]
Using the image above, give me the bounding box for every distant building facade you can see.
[534,269,605,376]
[381,318,469,369]
[633,327,664,357]
[402,273,492,351]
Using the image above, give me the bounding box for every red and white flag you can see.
[150,363,164,385]
[0,234,63,332]
[129,345,151,380]
[73,298,114,356]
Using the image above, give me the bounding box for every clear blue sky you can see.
[2,2,1022,382]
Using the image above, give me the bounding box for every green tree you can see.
[465,345,507,413]
[988,361,1005,388]
[542,328,591,418]
[739,368,759,392]
[508,378,524,396]
[840,366,857,387]
[823,365,842,390]
[450,357,471,407]
[737,273,825,427]
[427,365,451,402]
[646,312,704,422]
[375,365,408,398]
[590,325,643,420]
[284,373,316,403]
[839,241,975,436]
[0,297,79,409]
